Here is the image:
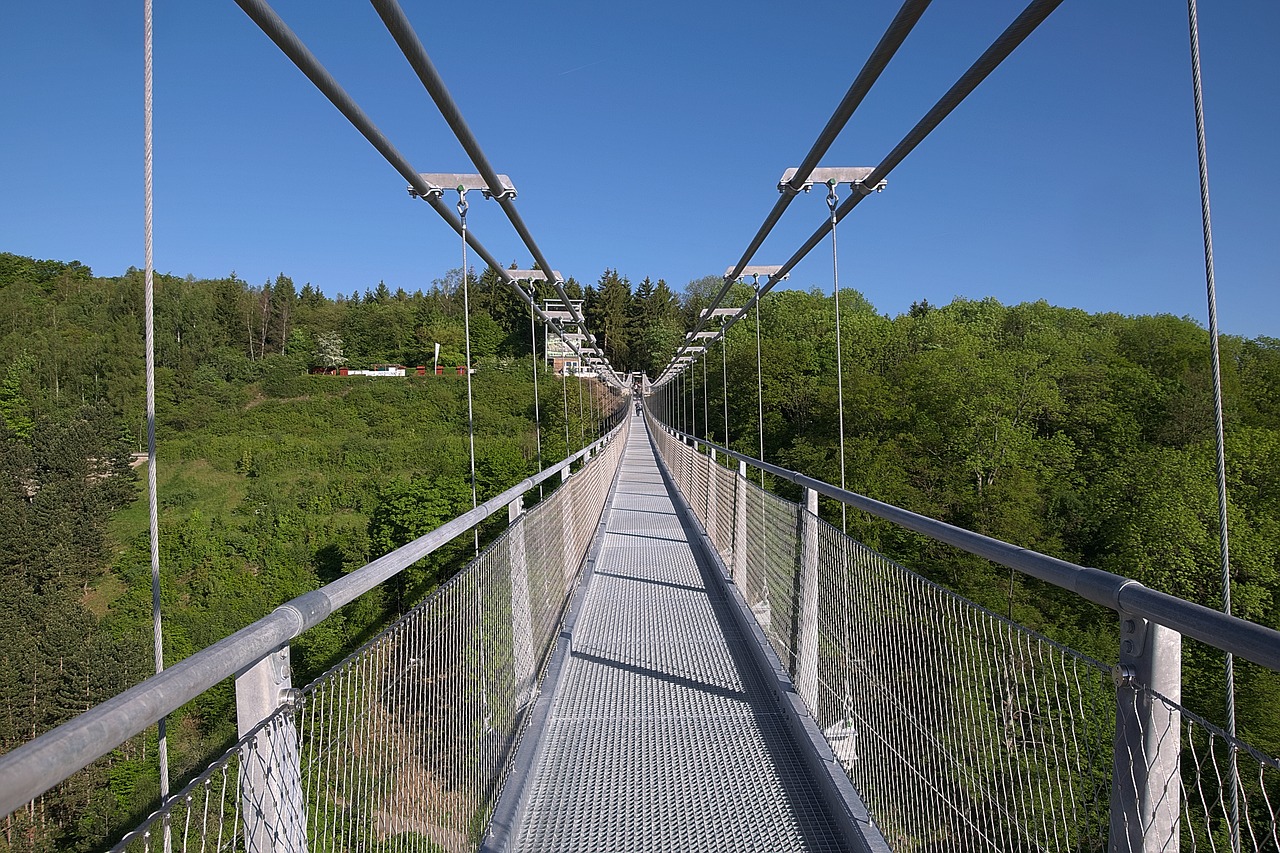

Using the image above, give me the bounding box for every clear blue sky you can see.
[4,1,1277,338]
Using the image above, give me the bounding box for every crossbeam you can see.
[778,166,885,195]
[508,269,564,284]
[725,264,787,282]
[408,172,516,199]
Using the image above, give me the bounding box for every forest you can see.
[0,251,1277,850]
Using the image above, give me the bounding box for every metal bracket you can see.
[408,172,517,200]
[726,264,789,284]
[1119,615,1147,658]
[700,307,739,320]
[777,167,886,196]
[508,269,564,284]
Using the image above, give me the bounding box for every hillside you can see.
[2,252,1279,850]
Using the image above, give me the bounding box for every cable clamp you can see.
[852,179,885,196]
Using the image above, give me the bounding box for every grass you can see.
[109,458,249,549]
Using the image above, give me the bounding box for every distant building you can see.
[341,364,405,377]
[542,298,586,375]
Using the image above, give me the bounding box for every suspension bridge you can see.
[2,0,1279,851]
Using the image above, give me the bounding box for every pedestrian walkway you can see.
[506,415,850,852]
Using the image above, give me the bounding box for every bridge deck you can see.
[507,415,849,852]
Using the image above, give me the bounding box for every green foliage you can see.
[0,254,620,853]
[0,354,37,439]
[4,249,1279,851]
[659,283,1280,753]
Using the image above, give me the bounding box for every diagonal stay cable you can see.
[666,0,932,374]
[231,0,614,381]
[658,0,1066,382]
[367,0,620,384]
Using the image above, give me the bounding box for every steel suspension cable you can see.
[561,370,570,462]
[828,183,849,534]
[687,0,933,351]
[528,292,544,499]
[692,359,698,438]
[754,281,766,488]
[721,333,729,446]
[702,351,709,441]
[142,0,171,815]
[826,185,856,721]
[458,192,479,555]
[660,0,1066,378]
[1186,1,1239,848]
[682,370,688,435]
[577,375,585,451]
[690,359,698,440]
[792,0,1068,285]
[231,0,610,380]
[369,0,626,385]
[676,371,682,433]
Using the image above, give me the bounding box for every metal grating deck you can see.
[509,415,850,852]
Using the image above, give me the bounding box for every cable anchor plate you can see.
[408,172,518,200]
[777,166,886,195]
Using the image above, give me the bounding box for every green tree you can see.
[311,332,348,369]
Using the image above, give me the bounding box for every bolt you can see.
[1112,664,1138,689]
[1122,639,1134,655]
[1123,618,1137,634]
[279,687,303,711]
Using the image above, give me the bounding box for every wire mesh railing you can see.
[0,414,628,853]
[648,418,1280,852]
[108,421,626,853]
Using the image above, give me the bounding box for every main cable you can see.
[369,0,623,384]
[671,0,932,368]
[711,0,932,323]
[232,0,610,378]
[659,0,1066,380]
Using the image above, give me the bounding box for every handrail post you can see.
[561,475,576,581]
[235,645,307,853]
[793,487,820,711]
[732,461,748,586]
[684,441,694,493]
[1109,616,1182,853]
[508,496,535,707]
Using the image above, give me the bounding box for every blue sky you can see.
[3,1,1277,338]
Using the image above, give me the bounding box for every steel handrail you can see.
[654,418,1280,674]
